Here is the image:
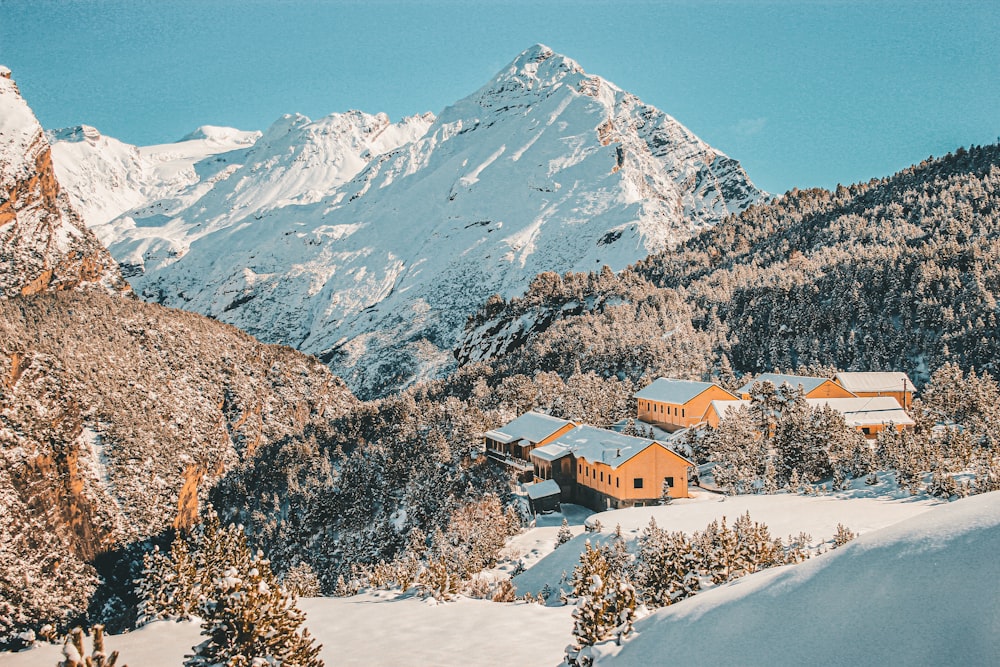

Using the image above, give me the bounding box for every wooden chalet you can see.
[634,378,738,431]
[529,425,695,512]
[834,372,915,410]
[483,412,576,482]
[736,373,856,400]
[806,397,915,437]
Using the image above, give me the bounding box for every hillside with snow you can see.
[50,45,762,397]
[592,491,1000,666]
[6,489,997,667]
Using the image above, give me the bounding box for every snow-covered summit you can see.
[50,46,762,397]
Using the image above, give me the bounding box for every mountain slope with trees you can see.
[461,143,1000,387]
[0,291,356,643]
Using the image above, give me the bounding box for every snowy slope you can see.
[512,486,938,599]
[54,45,762,398]
[592,491,1000,666]
[0,67,127,297]
[48,124,261,241]
[6,491,997,667]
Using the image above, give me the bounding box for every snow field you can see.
[2,489,989,667]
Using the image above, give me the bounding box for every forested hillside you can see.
[461,144,1000,386]
[0,291,356,640]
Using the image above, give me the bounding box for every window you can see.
[681,408,685,417]
[578,463,582,473]
[664,476,674,488]
[600,471,604,482]
[634,478,644,489]
[616,477,619,488]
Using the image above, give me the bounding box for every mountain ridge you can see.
[49,44,763,398]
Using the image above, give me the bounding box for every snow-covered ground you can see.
[6,487,989,667]
[591,490,1000,666]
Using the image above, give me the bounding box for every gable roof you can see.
[634,378,733,405]
[736,373,835,397]
[835,372,915,394]
[483,411,574,445]
[530,425,694,469]
[806,397,915,427]
[525,479,561,500]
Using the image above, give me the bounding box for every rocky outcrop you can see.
[0,68,129,298]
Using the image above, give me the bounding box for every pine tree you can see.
[185,548,323,667]
[58,625,126,667]
[555,518,573,549]
[570,540,637,649]
[635,518,700,608]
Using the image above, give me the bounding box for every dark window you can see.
[600,471,604,482]
[664,476,674,488]
[616,477,620,488]
[682,408,685,417]
[634,478,644,489]
[578,463,582,473]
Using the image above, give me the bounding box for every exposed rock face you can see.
[0,69,129,298]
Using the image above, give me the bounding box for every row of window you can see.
[639,400,685,419]
[575,463,674,491]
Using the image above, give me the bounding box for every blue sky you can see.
[2,0,996,194]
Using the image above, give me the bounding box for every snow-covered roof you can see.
[705,399,750,420]
[806,397,915,427]
[736,373,834,397]
[531,425,694,469]
[834,372,915,394]
[483,411,573,445]
[525,479,561,500]
[634,378,729,405]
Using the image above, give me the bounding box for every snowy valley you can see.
[6,489,999,666]
[2,32,1000,667]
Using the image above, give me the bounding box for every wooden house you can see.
[634,378,738,431]
[736,373,856,400]
[806,397,915,437]
[483,412,576,482]
[529,425,695,512]
[834,372,915,410]
[702,399,751,428]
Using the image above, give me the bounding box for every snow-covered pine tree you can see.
[636,518,700,608]
[58,625,125,667]
[733,511,780,574]
[570,540,637,650]
[555,518,573,549]
[282,562,322,598]
[185,548,323,667]
[135,536,198,625]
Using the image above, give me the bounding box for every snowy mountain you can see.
[48,123,261,243]
[0,67,127,297]
[51,45,762,397]
[0,289,357,637]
